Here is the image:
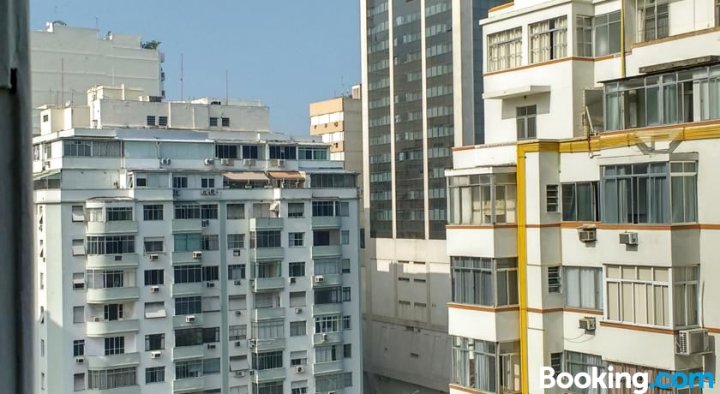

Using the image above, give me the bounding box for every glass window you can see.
[86,235,135,255]
[88,367,136,390]
[448,174,517,225]
[73,340,85,356]
[227,204,245,219]
[451,257,518,307]
[172,176,188,189]
[290,321,306,336]
[487,28,522,72]
[143,204,163,221]
[452,337,521,392]
[546,185,559,212]
[517,105,537,140]
[289,262,305,277]
[106,207,133,221]
[594,11,621,56]
[562,182,600,222]
[575,16,593,57]
[145,334,165,351]
[289,232,304,247]
[564,267,603,310]
[252,351,283,370]
[529,16,567,63]
[250,231,281,248]
[175,296,202,315]
[228,264,246,280]
[228,234,245,249]
[638,0,669,42]
[288,202,304,217]
[145,367,165,384]
[104,336,125,355]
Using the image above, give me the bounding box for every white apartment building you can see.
[32,88,362,394]
[31,22,163,133]
[447,0,720,393]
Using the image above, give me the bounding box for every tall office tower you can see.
[360,0,502,392]
[446,0,720,393]
[30,22,163,133]
[32,86,362,394]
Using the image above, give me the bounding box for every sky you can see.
[30,0,361,135]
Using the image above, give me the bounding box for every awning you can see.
[267,171,305,181]
[483,85,550,100]
[223,172,269,182]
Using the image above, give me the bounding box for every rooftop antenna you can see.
[180,53,184,101]
[60,57,64,106]
[95,17,99,38]
[225,69,229,105]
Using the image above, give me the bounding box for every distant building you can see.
[33,87,362,394]
[30,21,163,133]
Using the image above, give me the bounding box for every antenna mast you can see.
[180,53,184,100]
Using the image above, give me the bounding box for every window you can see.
[310,173,356,188]
[85,270,125,289]
[175,328,203,347]
[252,351,283,370]
[145,367,165,384]
[173,233,201,252]
[316,372,353,392]
[216,144,238,159]
[73,306,84,323]
[487,28,522,72]
[227,203,245,219]
[250,231,281,248]
[144,237,164,253]
[202,234,219,250]
[448,174,517,225]
[175,359,203,379]
[255,261,281,278]
[201,177,215,189]
[298,147,328,160]
[203,327,220,343]
[289,232,304,247]
[229,295,248,310]
[64,140,91,157]
[606,265,670,326]
[290,291,306,307]
[252,320,284,339]
[71,205,85,222]
[546,185,559,212]
[575,16,592,57]
[86,235,135,254]
[106,207,133,222]
[88,367,136,390]
[548,266,562,293]
[221,117,230,127]
[175,296,202,315]
[158,116,168,127]
[452,337,521,393]
[601,162,697,224]
[451,257,518,306]
[594,11,621,56]
[315,315,341,333]
[145,334,165,351]
[341,259,351,274]
[229,325,247,340]
[268,145,297,160]
[290,351,307,367]
[174,265,202,283]
[342,287,351,302]
[175,204,201,219]
[203,266,219,281]
[562,182,600,222]
[674,266,700,327]
[565,351,605,392]
[242,145,259,159]
[342,315,351,330]
[73,373,85,391]
[344,344,352,358]
[72,239,85,256]
[143,204,163,221]
[209,117,218,127]
[147,115,156,126]
[229,264,246,280]
[638,0,669,42]
[72,272,85,289]
[529,16,567,63]
[315,345,342,363]
[564,267,603,310]
[104,304,124,321]
[258,381,284,394]
[104,336,125,355]
[289,262,305,277]
[290,321,306,336]
[172,176,188,189]
[73,339,85,357]
[314,287,342,304]
[144,302,166,318]
[287,202,304,217]
[341,230,350,245]
[203,358,220,375]
[516,105,537,140]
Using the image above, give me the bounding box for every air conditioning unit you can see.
[294,308,303,314]
[206,282,215,288]
[185,315,196,323]
[676,329,711,356]
[92,316,101,322]
[321,333,328,342]
[150,286,160,293]
[201,219,210,227]
[173,189,180,197]
[248,341,256,349]
[207,189,217,196]
[235,341,242,347]
[577,226,597,243]
[220,158,234,166]
[159,157,171,166]
[192,251,203,259]
[204,158,215,166]
[578,317,597,332]
[234,280,242,286]
[75,357,84,364]
[243,159,256,167]
[201,189,209,196]
[234,370,246,377]
[149,254,159,261]
[150,351,161,359]
[619,232,639,245]
[235,310,242,316]
[249,370,255,376]
[289,277,296,284]
[295,365,305,373]
[271,159,286,167]
[207,344,216,350]
[233,249,241,256]
[314,275,325,284]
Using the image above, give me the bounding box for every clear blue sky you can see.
[30,0,361,135]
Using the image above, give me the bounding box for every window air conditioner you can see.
[220,158,233,166]
[235,370,246,377]
[676,329,711,356]
[206,282,215,288]
[243,158,256,166]
[578,317,596,332]
[150,286,160,293]
[321,333,328,342]
[149,254,159,261]
[234,280,242,286]
[150,351,161,359]
[619,232,638,245]
[75,357,84,364]
[295,365,305,373]
[207,344,216,350]
[233,249,241,256]
[159,157,171,166]
[289,277,296,284]
[314,275,325,284]
[577,226,597,243]
[295,308,303,314]
[185,315,196,323]
[201,219,210,227]
[192,251,202,259]
[204,158,214,166]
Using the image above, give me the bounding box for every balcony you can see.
[172,345,205,360]
[172,219,203,232]
[313,360,344,375]
[252,337,286,351]
[446,225,517,258]
[173,314,204,328]
[252,307,285,321]
[249,217,284,231]
[173,376,205,393]
[86,287,140,303]
[251,247,284,261]
[312,245,342,258]
[251,277,285,292]
[86,386,141,394]
[253,367,286,383]
[312,303,343,316]
[86,319,140,337]
[313,331,343,346]
[171,251,203,265]
[447,303,519,343]
[311,273,342,288]
[86,220,138,234]
[172,282,204,296]
[86,253,139,269]
[311,216,342,229]
[86,352,140,369]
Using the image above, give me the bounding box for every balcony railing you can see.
[249,217,284,231]
[311,216,342,229]
[86,220,138,234]
[251,277,285,292]
[312,245,342,258]
[86,253,139,268]
[86,286,140,303]
[252,307,285,321]
[313,360,344,375]
[85,352,140,369]
[86,318,140,337]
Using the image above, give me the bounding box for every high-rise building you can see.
[447,0,720,393]
[33,87,362,394]
[30,22,164,133]
[360,0,503,392]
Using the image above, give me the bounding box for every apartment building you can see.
[32,88,362,394]
[446,0,720,392]
[360,0,504,392]
[30,21,163,133]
